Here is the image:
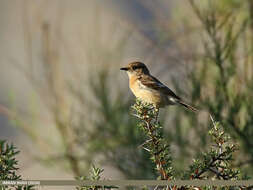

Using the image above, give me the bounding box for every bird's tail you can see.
[178,100,198,113]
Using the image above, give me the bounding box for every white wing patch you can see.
[138,80,149,89]
[169,97,178,103]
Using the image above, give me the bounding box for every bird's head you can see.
[120,62,150,77]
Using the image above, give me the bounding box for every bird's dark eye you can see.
[132,66,143,70]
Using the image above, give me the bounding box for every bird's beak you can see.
[120,67,128,71]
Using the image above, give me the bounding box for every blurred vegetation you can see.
[1,0,253,182]
[169,0,253,177]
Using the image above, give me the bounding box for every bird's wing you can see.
[138,74,181,100]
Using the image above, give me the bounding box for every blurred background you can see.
[0,0,253,182]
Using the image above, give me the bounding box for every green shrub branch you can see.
[132,99,173,180]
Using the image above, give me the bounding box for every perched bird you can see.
[120,61,198,112]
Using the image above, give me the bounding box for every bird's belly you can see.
[131,88,165,106]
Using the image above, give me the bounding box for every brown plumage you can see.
[120,61,198,112]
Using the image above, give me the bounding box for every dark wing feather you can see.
[138,74,181,100]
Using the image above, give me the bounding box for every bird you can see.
[120,61,198,112]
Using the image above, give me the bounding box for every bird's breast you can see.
[129,78,166,107]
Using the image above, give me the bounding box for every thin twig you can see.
[138,139,153,149]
